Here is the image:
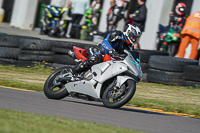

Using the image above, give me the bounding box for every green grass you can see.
[0,79,43,91]
[129,97,200,116]
[0,109,143,133]
[0,65,200,118]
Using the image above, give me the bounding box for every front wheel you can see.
[43,67,71,99]
[102,79,136,108]
[168,42,179,56]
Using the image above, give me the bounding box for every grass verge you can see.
[0,65,200,118]
[0,109,142,133]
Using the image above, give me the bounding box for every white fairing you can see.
[65,50,143,99]
[92,61,128,84]
[65,80,100,98]
[124,50,143,79]
[116,76,133,88]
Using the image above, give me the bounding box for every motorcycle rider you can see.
[40,5,63,35]
[69,24,141,78]
[169,3,187,30]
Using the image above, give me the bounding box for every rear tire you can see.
[102,79,136,108]
[44,67,70,99]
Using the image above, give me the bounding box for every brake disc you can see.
[108,84,126,99]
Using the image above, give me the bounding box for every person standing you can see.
[59,1,73,37]
[129,0,147,49]
[65,0,90,38]
[115,0,130,20]
[177,11,200,60]
[107,0,120,33]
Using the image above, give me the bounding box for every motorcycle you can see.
[44,46,142,108]
[157,24,182,56]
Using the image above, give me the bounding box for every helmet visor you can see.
[128,31,139,43]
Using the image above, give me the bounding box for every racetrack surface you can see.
[0,86,199,133]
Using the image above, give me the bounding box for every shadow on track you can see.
[61,97,169,117]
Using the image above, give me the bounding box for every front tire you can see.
[102,79,136,108]
[167,42,179,56]
[44,67,70,99]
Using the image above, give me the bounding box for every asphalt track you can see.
[0,86,199,133]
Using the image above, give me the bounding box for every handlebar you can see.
[110,53,127,61]
[170,25,182,32]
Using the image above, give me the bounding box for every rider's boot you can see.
[68,50,75,59]
[70,60,89,81]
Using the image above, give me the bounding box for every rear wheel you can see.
[102,79,136,108]
[44,67,71,99]
[157,39,163,51]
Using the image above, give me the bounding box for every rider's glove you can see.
[108,49,117,57]
[108,49,126,60]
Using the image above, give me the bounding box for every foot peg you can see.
[68,50,75,59]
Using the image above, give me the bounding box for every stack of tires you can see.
[51,41,76,69]
[182,65,200,88]
[17,38,54,67]
[0,35,23,66]
[51,40,95,69]
[147,56,199,86]
[135,49,169,82]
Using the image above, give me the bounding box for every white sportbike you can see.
[44,46,142,108]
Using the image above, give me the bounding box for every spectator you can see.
[129,0,147,49]
[107,0,120,33]
[65,0,90,38]
[114,0,130,22]
[115,0,123,7]
[59,1,73,37]
[81,0,103,40]
[177,11,200,60]
[83,0,102,27]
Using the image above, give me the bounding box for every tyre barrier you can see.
[182,65,200,88]
[0,35,39,65]
[18,50,54,63]
[135,49,169,82]
[147,68,183,86]
[148,55,199,87]
[19,38,52,51]
[135,49,169,63]
[0,58,17,66]
[0,35,39,48]
[148,55,198,72]
[0,34,95,68]
[0,34,199,88]
[0,47,20,59]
